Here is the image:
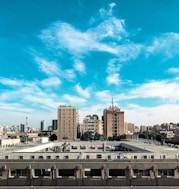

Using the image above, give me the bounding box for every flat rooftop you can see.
[1,139,179,160]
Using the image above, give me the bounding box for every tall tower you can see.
[25,116,28,132]
[57,105,79,140]
[40,120,45,131]
[103,99,124,138]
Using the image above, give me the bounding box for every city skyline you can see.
[1,0,179,128]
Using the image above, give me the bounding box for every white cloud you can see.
[75,84,90,98]
[106,73,120,85]
[147,32,179,59]
[64,69,76,80]
[0,77,23,87]
[125,104,179,126]
[40,22,118,55]
[129,80,179,102]
[106,59,121,85]
[95,90,112,101]
[0,77,59,111]
[117,43,144,62]
[89,17,127,41]
[74,60,86,74]
[114,79,179,103]
[168,67,179,74]
[35,56,60,76]
[34,56,76,81]
[79,104,105,122]
[24,94,57,109]
[41,77,61,87]
[63,94,86,104]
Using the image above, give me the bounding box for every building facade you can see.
[125,122,135,134]
[81,114,103,135]
[57,105,79,140]
[103,104,124,138]
[52,119,58,130]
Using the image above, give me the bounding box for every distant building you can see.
[140,125,148,132]
[103,102,124,138]
[52,119,58,130]
[40,120,45,131]
[125,122,135,134]
[134,126,140,133]
[81,114,103,135]
[20,124,25,132]
[57,105,79,140]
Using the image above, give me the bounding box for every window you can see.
[96,154,102,159]
[84,169,101,177]
[10,169,27,178]
[34,169,51,177]
[55,155,60,160]
[86,155,90,159]
[151,155,154,159]
[31,155,35,160]
[16,169,27,177]
[46,156,51,159]
[5,156,8,160]
[0,169,3,177]
[39,156,43,160]
[58,169,74,177]
[19,156,23,160]
[160,154,166,159]
[133,169,150,177]
[80,146,86,149]
[158,169,174,177]
[109,169,125,177]
[71,145,77,149]
[64,155,69,159]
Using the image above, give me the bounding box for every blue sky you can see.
[1,0,179,128]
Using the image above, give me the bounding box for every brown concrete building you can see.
[103,104,124,138]
[57,105,79,140]
[81,114,103,135]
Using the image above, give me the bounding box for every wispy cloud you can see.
[35,56,60,76]
[0,77,23,87]
[0,77,59,111]
[74,60,86,74]
[168,67,179,74]
[95,90,112,101]
[115,79,179,103]
[41,77,61,87]
[147,32,179,59]
[39,22,118,55]
[106,59,121,85]
[125,103,179,126]
[63,94,86,104]
[75,84,90,98]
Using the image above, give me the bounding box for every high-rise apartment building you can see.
[81,114,103,135]
[103,103,124,138]
[57,105,79,140]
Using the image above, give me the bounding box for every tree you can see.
[61,142,70,152]
[80,131,93,141]
[49,134,57,141]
